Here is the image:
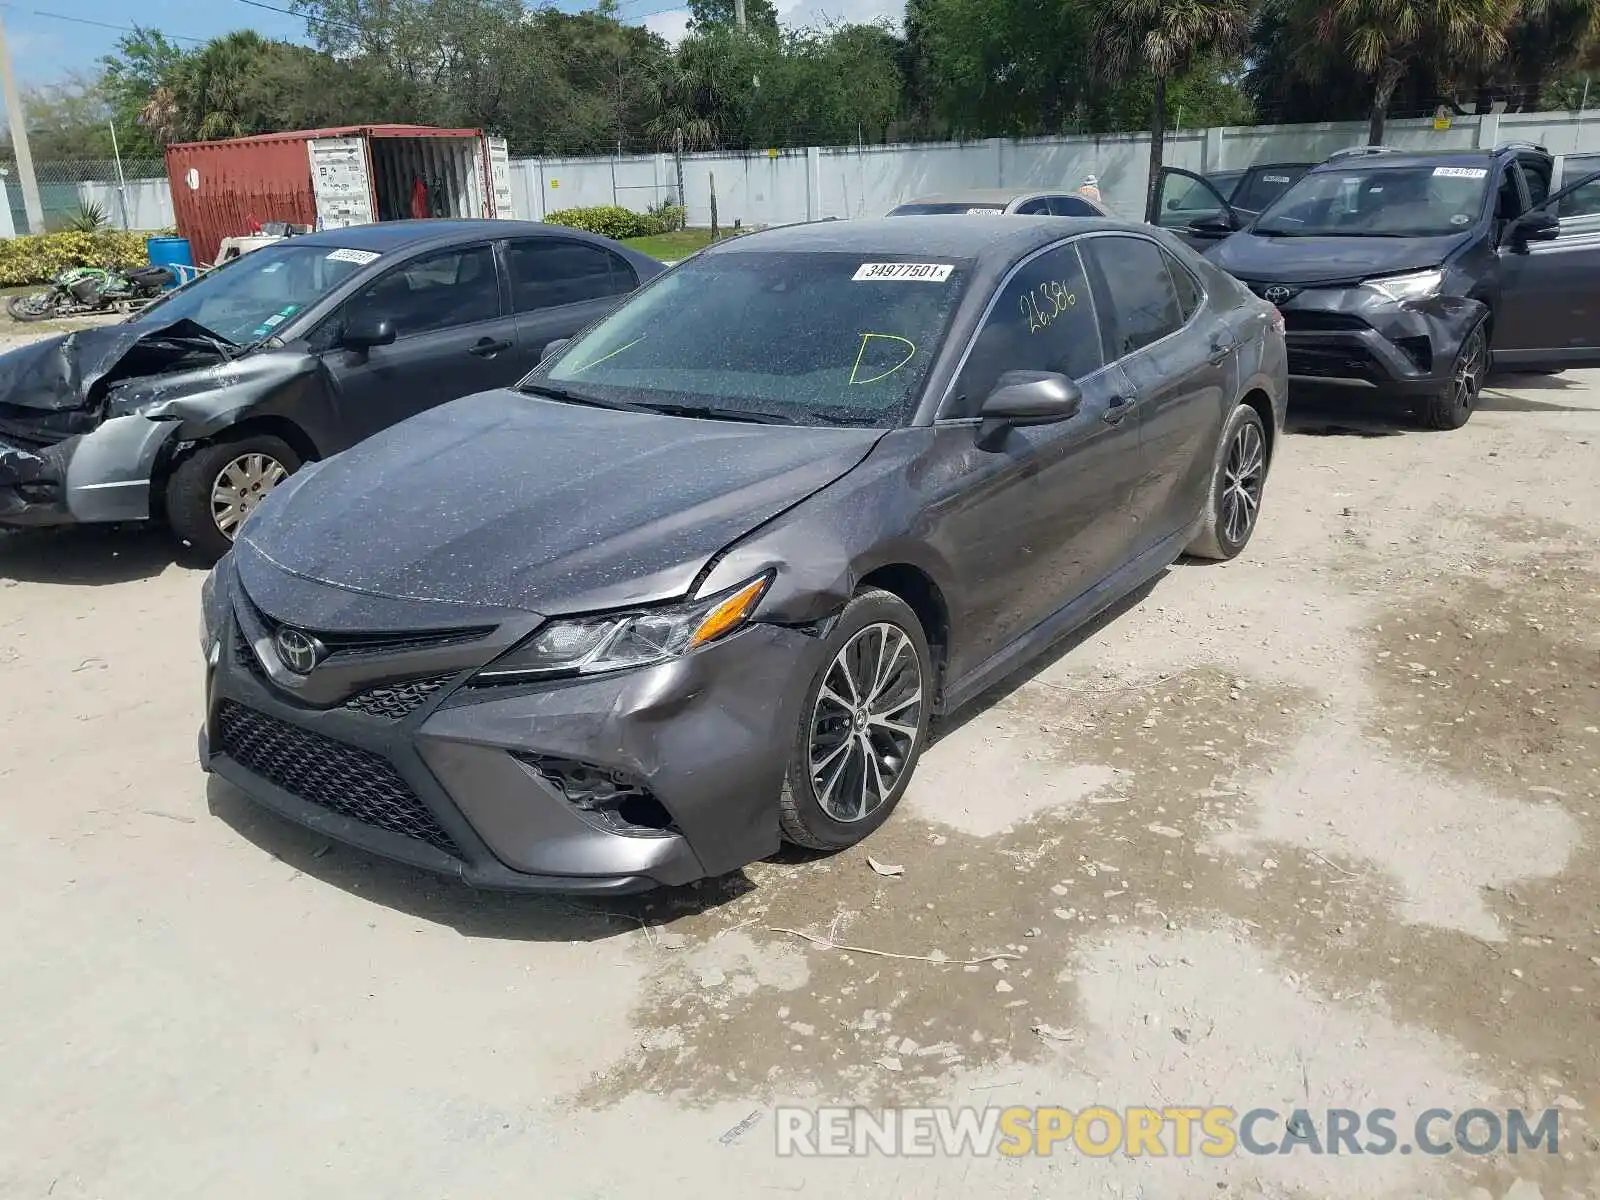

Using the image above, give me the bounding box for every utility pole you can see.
[734,0,747,31]
[0,13,43,234]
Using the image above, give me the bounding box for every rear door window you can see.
[1165,253,1203,322]
[1078,235,1184,359]
[945,242,1103,417]
[1047,195,1102,216]
[505,239,637,313]
[344,244,501,338]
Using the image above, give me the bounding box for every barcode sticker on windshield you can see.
[853,262,954,282]
[326,248,381,265]
[966,207,1004,215]
[1262,174,1290,183]
[1433,166,1488,179]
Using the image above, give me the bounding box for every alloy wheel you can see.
[211,452,288,539]
[1454,324,1488,415]
[1220,420,1265,547]
[808,622,925,823]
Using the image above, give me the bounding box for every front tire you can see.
[1186,402,1268,561]
[1418,319,1488,431]
[165,435,301,562]
[778,588,934,851]
[7,292,60,322]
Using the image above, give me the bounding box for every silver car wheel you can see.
[1221,421,1264,546]
[211,452,288,539]
[808,621,925,823]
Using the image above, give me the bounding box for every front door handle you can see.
[1103,395,1135,425]
[470,337,513,357]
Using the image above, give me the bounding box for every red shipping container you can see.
[165,125,514,266]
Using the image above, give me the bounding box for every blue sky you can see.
[5,0,892,86]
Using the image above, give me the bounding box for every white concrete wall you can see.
[68,107,1600,236]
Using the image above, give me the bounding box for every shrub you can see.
[642,202,686,234]
[543,205,653,241]
[64,200,111,233]
[0,230,152,287]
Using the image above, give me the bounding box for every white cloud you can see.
[642,9,693,45]
[778,0,904,33]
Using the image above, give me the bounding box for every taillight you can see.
[1268,306,1285,334]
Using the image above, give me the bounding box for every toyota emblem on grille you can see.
[1263,285,1295,305]
[274,627,326,674]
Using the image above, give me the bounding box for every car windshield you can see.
[535,250,970,427]
[889,203,1006,215]
[131,243,374,344]
[1253,163,1490,236]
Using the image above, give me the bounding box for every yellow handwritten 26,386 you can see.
[1020,280,1077,335]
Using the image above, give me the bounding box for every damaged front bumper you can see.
[1255,285,1486,396]
[0,414,180,527]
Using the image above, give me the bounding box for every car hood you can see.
[237,389,883,616]
[1206,231,1471,285]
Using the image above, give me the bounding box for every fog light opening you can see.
[517,755,677,835]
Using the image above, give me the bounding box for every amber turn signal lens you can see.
[688,576,770,649]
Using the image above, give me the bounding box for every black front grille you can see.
[216,701,461,857]
[1287,344,1382,381]
[237,592,493,661]
[1283,311,1370,333]
[233,621,265,678]
[344,674,456,720]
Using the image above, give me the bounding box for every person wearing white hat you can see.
[1077,174,1102,204]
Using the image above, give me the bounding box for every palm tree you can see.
[1087,0,1252,220]
[1293,0,1522,144]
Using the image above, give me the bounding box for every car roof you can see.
[1308,147,1526,174]
[699,215,1140,263]
[897,188,1077,206]
[281,219,636,253]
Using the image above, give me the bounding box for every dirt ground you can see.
[2,337,1598,1198]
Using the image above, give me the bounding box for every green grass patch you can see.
[622,229,717,261]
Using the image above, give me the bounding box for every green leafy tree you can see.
[1086,0,1251,217]
[98,27,189,153]
[688,0,781,37]
[1283,0,1522,143]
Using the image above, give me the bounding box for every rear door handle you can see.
[470,337,513,357]
[1103,395,1135,425]
[1207,336,1236,365]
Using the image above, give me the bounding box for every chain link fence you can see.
[0,158,170,234]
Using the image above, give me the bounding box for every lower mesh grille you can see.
[344,674,456,720]
[216,701,461,857]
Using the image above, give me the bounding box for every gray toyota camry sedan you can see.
[199,216,1287,893]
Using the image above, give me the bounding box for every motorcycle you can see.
[6,264,177,323]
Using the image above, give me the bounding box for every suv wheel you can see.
[1418,320,1488,431]
[165,435,302,561]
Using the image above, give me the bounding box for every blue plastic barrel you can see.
[145,235,196,289]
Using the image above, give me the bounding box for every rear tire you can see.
[1186,402,1268,561]
[165,435,301,562]
[778,588,934,851]
[1417,319,1488,431]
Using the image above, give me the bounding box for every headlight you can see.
[473,573,772,683]
[1363,269,1443,303]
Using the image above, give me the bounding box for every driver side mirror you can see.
[341,315,396,350]
[1511,210,1560,244]
[1187,212,1239,236]
[977,371,1082,448]
[541,338,569,362]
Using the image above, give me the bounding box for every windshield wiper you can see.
[517,383,654,413]
[634,402,793,425]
